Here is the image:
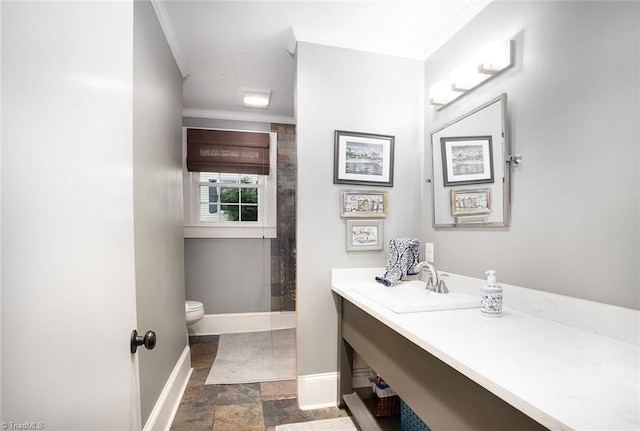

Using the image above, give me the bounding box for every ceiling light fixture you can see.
[430,39,514,110]
[242,90,272,109]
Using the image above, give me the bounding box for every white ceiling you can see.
[160,0,492,122]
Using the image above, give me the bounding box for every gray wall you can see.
[185,238,271,313]
[296,43,425,375]
[423,1,639,310]
[133,1,187,425]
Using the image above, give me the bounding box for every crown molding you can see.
[290,26,424,60]
[286,27,298,56]
[422,0,493,59]
[183,109,296,125]
[288,1,492,62]
[150,0,190,78]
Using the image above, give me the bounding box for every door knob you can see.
[130,329,157,353]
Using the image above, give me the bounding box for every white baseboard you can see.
[143,345,192,431]
[297,372,338,410]
[188,311,296,335]
[297,368,370,411]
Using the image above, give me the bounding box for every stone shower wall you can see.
[271,124,297,311]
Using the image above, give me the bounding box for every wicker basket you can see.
[374,394,400,417]
[371,372,400,417]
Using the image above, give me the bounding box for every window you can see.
[183,128,277,238]
[197,172,261,223]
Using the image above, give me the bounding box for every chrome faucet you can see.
[415,261,449,294]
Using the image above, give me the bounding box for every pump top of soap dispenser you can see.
[485,270,496,283]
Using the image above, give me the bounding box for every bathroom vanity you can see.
[332,268,639,431]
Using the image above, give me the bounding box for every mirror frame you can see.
[429,94,511,228]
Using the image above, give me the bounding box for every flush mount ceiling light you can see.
[242,90,272,109]
[430,39,514,110]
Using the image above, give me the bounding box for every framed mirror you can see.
[430,94,511,228]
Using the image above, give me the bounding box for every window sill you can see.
[184,225,276,239]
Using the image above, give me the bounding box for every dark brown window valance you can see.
[186,129,270,175]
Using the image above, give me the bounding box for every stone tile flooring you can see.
[170,334,351,431]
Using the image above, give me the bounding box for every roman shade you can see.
[186,128,270,175]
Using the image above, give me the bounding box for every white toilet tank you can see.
[185,300,205,326]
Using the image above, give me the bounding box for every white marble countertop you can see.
[331,268,640,431]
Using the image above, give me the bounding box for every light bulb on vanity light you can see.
[478,40,514,74]
[429,81,462,107]
[451,63,492,92]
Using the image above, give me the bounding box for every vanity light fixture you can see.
[242,90,272,109]
[429,81,464,107]
[451,63,493,92]
[430,39,514,110]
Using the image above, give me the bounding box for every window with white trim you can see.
[182,128,277,239]
[196,172,261,223]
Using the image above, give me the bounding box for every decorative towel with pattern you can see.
[375,238,420,286]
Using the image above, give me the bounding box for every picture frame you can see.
[334,130,394,187]
[340,189,388,218]
[346,219,384,251]
[451,188,492,216]
[441,136,494,186]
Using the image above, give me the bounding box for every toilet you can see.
[185,300,205,326]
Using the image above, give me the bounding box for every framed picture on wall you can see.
[441,136,494,186]
[340,189,388,218]
[451,188,492,216]
[334,130,395,187]
[346,219,384,251]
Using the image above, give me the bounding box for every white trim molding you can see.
[150,0,190,78]
[183,108,296,125]
[184,225,277,239]
[142,345,192,431]
[297,372,339,411]
[188,311,296,336]
[297,369,369,411]
[422,0,493,59]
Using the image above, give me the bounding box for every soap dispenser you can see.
[480,270,503,317]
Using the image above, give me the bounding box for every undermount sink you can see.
[351,280,480,313]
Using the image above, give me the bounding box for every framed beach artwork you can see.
[451,188,492,216]
[440,136,494,186]
[346,219,384,251]
[334,130,395,187]
[340,189,388,218]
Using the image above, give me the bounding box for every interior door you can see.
[1,2,141,429]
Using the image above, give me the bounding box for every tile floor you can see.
[170,334,351,431]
